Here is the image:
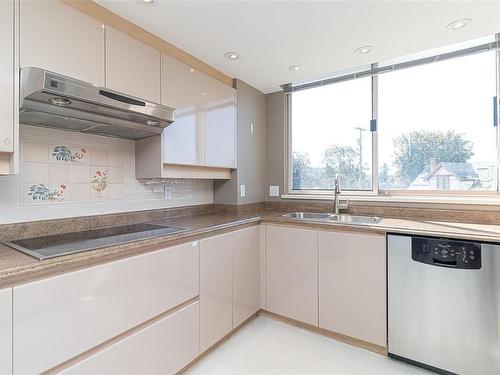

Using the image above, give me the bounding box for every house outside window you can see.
[285,36,500,199]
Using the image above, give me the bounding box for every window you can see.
[290,77,372,191]
[286,37,499,197]
[378,51,498,191]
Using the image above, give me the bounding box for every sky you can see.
[291,48,498,181]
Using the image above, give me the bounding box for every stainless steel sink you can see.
[281,212,382,225]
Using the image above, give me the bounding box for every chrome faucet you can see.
[333,174,341,215]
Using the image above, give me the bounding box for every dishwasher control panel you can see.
[411,237,481,269]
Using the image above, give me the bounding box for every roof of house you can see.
[426,162,479,181]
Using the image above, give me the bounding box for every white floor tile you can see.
[186,316,433,375]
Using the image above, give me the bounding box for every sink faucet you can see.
[333,174,341,215]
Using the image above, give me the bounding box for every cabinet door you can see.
[14,241,199,374]
[319,230,386,346]
[200,232,234,352]
[266,225,318,325]
[161,54,204,166]
[20,0,104,86]
[106,27,161,103]
[203,76,236,168]
[0,0,14,154]
[0,288,12,375]
[61,301,199,375]
[233,226,260,327]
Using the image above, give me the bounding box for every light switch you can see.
[240,185,246,197]
[269,185,279,197]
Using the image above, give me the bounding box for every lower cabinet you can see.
[200,226,260,352]
[13,241,199,374]
[265,225,318,325]
[318,230,386,346]
[233,226,260,327]
[61,301,200,375]
[0,288,12,375]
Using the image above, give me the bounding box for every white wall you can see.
[0,125,213,224]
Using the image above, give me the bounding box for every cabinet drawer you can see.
[62,301,200,375]
[14,241,199,374]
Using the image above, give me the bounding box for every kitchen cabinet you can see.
[265,225,318,325]
[0,288,12,375]
[61,301,199,375]
[14,241,199,374]
[233,226,260,327]
[106,27,161,103]
[203,76,236,168]
[135,54,235,178]
[200,226,260,352]
[318,230,386,346]
[0,0,15,175]
[162,54,205,166]
[20,0,105,86]
[199,232,234,352]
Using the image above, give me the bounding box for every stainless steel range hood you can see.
[19,67,175,140]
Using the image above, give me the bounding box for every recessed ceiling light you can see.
[189,68,195,73]
[355,46,373,55]
[142,0,155,4]
[446,18,471,30]
[289,65,303,72]
[224,52,240,60]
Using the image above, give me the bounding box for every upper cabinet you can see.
[161,53,236,168]
[203,76,236,168]
[106,27,161,103]
[0,0,14,160]
[20,0,105,86]
[162,54,205,166]
[136,54,236,178]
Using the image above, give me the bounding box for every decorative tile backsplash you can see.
[22,142,125,205]
[0,125,213,224]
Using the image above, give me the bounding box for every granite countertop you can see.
[3,209,500,288]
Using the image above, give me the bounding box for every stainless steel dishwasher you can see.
[388,234,500,375]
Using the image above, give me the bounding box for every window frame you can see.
[284,37,500,200]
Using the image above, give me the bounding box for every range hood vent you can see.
[19,67,175,140]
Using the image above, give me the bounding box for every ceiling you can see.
[97,1,500,94]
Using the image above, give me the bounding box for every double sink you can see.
[282,212,382,225]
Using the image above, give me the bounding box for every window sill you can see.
[281,193,500,207]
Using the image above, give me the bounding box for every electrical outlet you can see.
[269,185,279,197]
[164,187,172,200]
[240,185,246,197]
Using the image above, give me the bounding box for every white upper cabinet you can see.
[0,0,14,157]
[0,288,12,375]
[20,0,105,86]
[158,53,236,169]
[203,76,236,168]
[106,27,161,103]
[162,54,205,166]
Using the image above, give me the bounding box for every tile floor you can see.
[186,316,433,375]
